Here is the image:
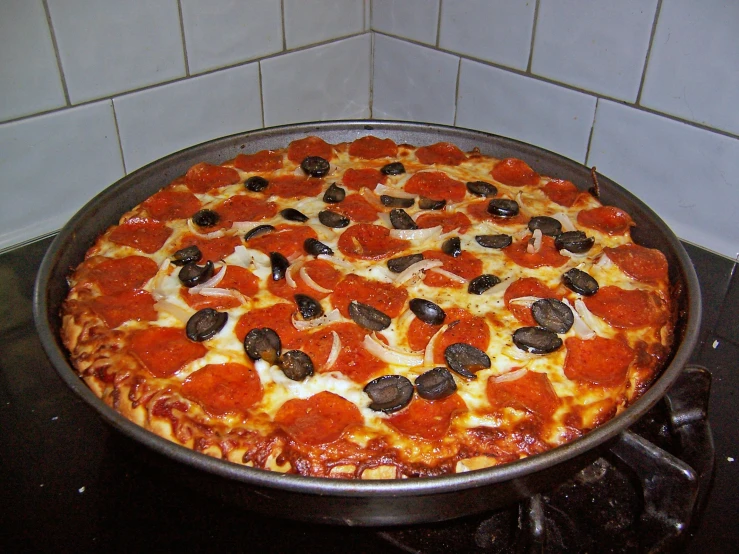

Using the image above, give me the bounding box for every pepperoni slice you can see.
[274,391,363,445]
[332,194,379,223]
[341,168,387,191]
[266,175,324,198]
[287,136,334,163]
[421,250,483,288]
[504,277,560,326]
[177,235,242,262]
[415,211,471,233]
[491,158,540,186]
[232,150,283,172]
[337,224,409,260]
[89,289,157,328]
[415,142,467,165]
[564,336,635,386]
[109,218,172,254]
[604,244,669,283]
[348,136,398,159]
[234,302,298,345]
[213,195,277,227]
[404,171,466,202]
[183,265,259,310]
[246,225,317,259]
[141,190,201,221]
[465,200,528,226]
[406,317,440,351]
[504,235,568,269]
[129,326,207,378]
[78,255,159,295]
[432,308,490,364]
[541,179,582,207]
[267,259,341,302]
[583,286,666,329]
[182,362,263,416]
[331,274,408,318]
[184,162,240,193]
[486,370,561,417]
[577,206,634,235]
[387,394,467,440]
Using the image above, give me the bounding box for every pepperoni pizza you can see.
[61,135,675,478]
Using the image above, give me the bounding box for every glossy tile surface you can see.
[283,0,364,49]
[371,0,440,45]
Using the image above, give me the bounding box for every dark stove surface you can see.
[1,237,737,553]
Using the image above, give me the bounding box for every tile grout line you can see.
[280,0,287,51]
[636,0,663,106]
[110,100,128,175]
[41,0,71,106]
[257,61,266,128]
[436,0,444,47]
[452,57,462,126]
[526,0,541,74]
[176,0,191,76]
[369,31,375,118]
[584,98,600,166]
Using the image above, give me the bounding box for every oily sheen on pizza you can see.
[61,135,675,479]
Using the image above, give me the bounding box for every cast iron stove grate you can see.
[377,366,714,554]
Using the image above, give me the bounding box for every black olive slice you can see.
[244,224,275,241]
[380,195,414,208]
[409,298,446,325]
[444,343,491,379]
[318,210,350,228]
[294,294,324,320]
[487,198,519,218]
[554,231,595,254]
[562,268,599,296]
[380,162,405,176]
[186,308,228,342]
[171,245,202,266]
[386,253,424,273]
[323,183,346,203]
[279,350,314,381]
[178,260,214,287]
[280,208,308,222]
[389,209,417,230]
[468,274,502,295]
[304,237,333,257]
[512,327,563,354]
[348,301,391,331]
[441,236,462,257]
[531,299,574,334]
[475,234,512,249]
[270,251,289,281]
[301,156,330,178]
[192,209,220,227]
[244,328,281,363]
[466,180,498,197]
[418,197,446,210]
[528,216,562,237]
[415,367,457,400]
[364,375,413,413]
[245,176,269,192]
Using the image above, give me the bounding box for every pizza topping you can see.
[445,343,491,379]
[364,375,414,413]
[287,136,333,163]
[564,336,635,386]
[184,162,240,193]
[269,252,290,281]
[171,245,202,266]
[243,224,275,242]
[247,225,317,259]
[583,286,666,328]
[332,194,380,223]
[323,182,346,203]
[542,179,581,207]
[348,136,398,159]
[468,274,502,295]
[77,256,159,295]
[192,209,219,228]
[342,168,386,191]
[291,308,341,331]
[380,195,414,208]
[129,326,207,378]
[88,289,157,328]
[275,391,363,445]
[504,235,568,269]
[418,196,446,210]
[349,301,391,331]
[409,298,446,325]
[475,234,512,249]
[182,362,263,416]
[387,254,422,274]
[381,161,405,175]
[577,206,634,235]
[528,216,562,237]
[405,171,467,202]
[466,180,498,197]
[390,208,418,230]
[415,367,457,400]
[338,224,409,260]
[279,350,315,381]
[244,327,281,363]
[233,150,283,172]
[441,236,462,257]
[513,327,563,354]
[388,393,467,440]
[179,261,215,287]
[294,293,324,320]
[362,332,424,367]
[280,208,308,222]
[562,268,599,296]
[603,244,669,283]
[245,176,269,192]
[487,369,560,418]
[109,218,172,254]
[300,156,331,178]
[186,308,228,341]
[555,231,594,254]
[141,190,202,221]
[318,209,350,228]
[304,237,333,257]
[487,198,519,218]
[505,277,558,326]
[422,250,482,288]
[531,299,574,334]
[491,158,540,187]
[417,142,467,165]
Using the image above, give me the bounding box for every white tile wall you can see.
[180,0,283,75]
[261,35,371,127]
[283,0,365,50]
[371,0,440,46]
[47,0,185,104]
[372,35,459,125]
[114,63,263,172]
[0,0,66,122]
[456,61,596,163]
[0,102,123,250]
[640,0,739,136]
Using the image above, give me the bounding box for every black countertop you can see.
[1,236,737,553]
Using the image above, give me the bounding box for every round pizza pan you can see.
[33,120,701,526]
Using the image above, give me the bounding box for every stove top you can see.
[1,237,737,553]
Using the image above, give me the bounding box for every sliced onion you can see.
[363,334,424,367]
[552,212,576,232]
[508,295,540,307]
[300,266,333,293]
[188,264,226,294]
[437,228,461,242]
[394,259,444,285]
[317,254,353,270]
[285,262,298,289]
[424,324,448,366]
[231,221,263,232]
[389,225,442,241]
[359,187,385,209]
[198,287,245,302]
[154,300,191,324]
[428,267,468,284]
[187,218,226,239]
[483,278,512,296]
[396,308,417,331]
[559,249,591,259]
[291,308,341,330]
[527,229,543,254]
[494,367,528,383]
[595,253,613,268]
[324,331,341,370]
[515,191,529,213]
[574,299,600,338]
[374,183,415,198]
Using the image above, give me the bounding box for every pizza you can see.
[60,134,676,479]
